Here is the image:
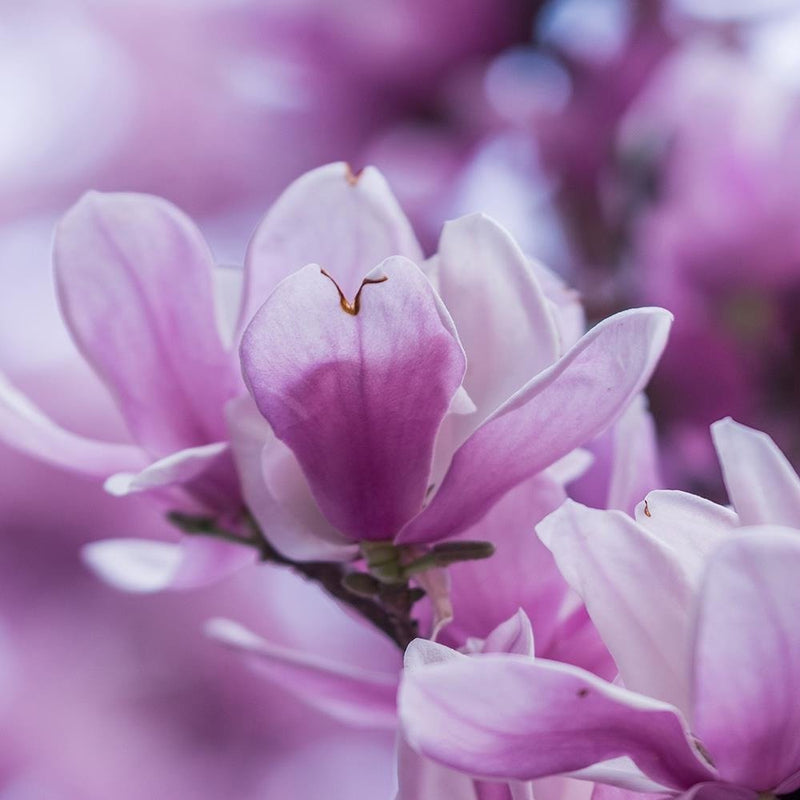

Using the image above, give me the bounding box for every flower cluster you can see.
[1,161,797,800]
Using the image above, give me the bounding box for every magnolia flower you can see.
[0,162,670,603]
[235,175,672,562]
[400,418,800,799]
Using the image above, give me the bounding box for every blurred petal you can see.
[677,784,755,800]
[82,536,255,593]
[82,539,182,592]
[0,370,147,476]
[104,442,229,496]
[711,418,800,526]
[400,308,672,544]
[692,528,800,790]
[239,162,423,333]
[481,610,535,657]
[538,501,694,712]
[399,655,714,789]
[397,735,479,800]
[54,192,234,456]
[207,618,397,730]
[606,394,661,515]
[434,213,559,440]
[241,259,465,541]
[170,536,256,588]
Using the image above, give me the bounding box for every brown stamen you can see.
[643,499,652,517]
[320,269,388,316]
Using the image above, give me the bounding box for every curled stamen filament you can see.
[320,268,388,315]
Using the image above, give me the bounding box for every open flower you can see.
[236,183,672,561]
[399,419,800,799]
[0,163,423,588]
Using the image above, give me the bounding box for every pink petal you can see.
[433,214,560,441]
[206,619,398,730]
[169,536,257,588]
[225,395,356,562]
[0,371,147,477]
[238,162,423,335]
[54,192,235,457]
[633,491,737,583]
[441,475,570,657]
[691,528,800,790]
[481,610,535,657]
[399,308,672,545]
[241,258,466,542]
[82,536,256,593]
[537,501,694,713]
[677,784,756,800]
[82,539,183,593]
[397,735,479,800]
[711,418,800,527]
[578,758,673,793]
[399,655,714,789]
[104,441,230,498]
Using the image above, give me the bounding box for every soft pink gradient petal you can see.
[225,395,357,562]
[0,370,147,477]
[433,213,560,441]
[633,491,737,583]
[238,162,423,333]
[241,258,466,542]
[691,528,800,790]
[538,501,694,712]
[54,192,235,457]
[206,619,397,730]
[400,308,673,544]
[711,418,800,527]
[399,655,714,789]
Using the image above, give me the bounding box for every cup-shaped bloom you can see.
[0,162,426,586]
[399,422,800,799]
[239,197,672,555]
[241,258,467,543]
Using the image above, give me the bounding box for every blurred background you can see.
[2,0,800,797]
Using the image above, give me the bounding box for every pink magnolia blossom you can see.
[0,162,670,605]
[618,43,800,492]
[399,418,800,799]
[236,166,671,559]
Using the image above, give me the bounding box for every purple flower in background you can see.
[399,418,800,799]
[620,43,800,490]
